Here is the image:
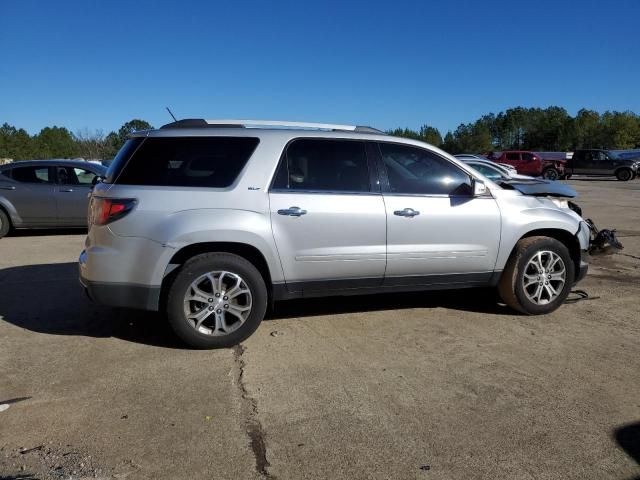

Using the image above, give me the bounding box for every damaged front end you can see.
[567,201,623,255]
[501,179,624,255]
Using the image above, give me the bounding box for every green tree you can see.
[419,125,443,146]
[600,111,640,149]
[387,127,421,140]
[571,109,601,149]
[34,126,77,158]
[0,123,36,160]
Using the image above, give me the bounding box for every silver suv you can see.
[79,119,590,348]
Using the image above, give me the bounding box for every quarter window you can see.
[272,139,370,192]
[378,143,472,196]
[110,137,259,188]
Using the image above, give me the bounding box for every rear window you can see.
[106,137,259,187]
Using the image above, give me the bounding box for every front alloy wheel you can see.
[498,236,574,315]
[522,251,566,305]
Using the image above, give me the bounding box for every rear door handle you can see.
[394,208,420,217]
[0,185,16,190]
[59,188,74,192]
[277,206,307,217]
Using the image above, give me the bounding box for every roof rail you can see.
[160,118,384,134]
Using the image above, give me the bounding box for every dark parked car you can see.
[566,149,639,181]
[0,160,106,238]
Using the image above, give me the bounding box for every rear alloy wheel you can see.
[0,209,10,239]
[166,253,267,348]
[498,236,574,315]
[542,168,559,180]
[616,168,632,181]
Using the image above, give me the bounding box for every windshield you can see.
[467,162,506,180]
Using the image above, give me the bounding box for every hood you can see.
[498,178,577,198]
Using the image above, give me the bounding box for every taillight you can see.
[90,198,136,226]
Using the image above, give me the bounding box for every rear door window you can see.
[271,139,370,192]
[9,166,53,183]
[108,137,259,187]
[506,152,520,161]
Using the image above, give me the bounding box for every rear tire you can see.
[0,209,10,239]
[498,236,574,315]
[542,168,559,180]
[616,168,632,181]
[166,253,267,348]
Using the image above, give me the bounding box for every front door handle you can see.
[59,188,74,192]
[394,208,420,217]
[277,206,307,217]
[0,185,16,190]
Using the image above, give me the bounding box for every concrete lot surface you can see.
[1,178,639,479]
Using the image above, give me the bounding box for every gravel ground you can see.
[1,178,639,480]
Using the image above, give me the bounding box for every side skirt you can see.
[272,271,501,301]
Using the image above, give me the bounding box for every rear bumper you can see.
[79,250,160,311]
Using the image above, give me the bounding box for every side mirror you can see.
[92,175,104,186]
[473,179,488,196]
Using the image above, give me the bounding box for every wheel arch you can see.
[614,166,633,180]
[512,228,581,280]
[161,241,274,306]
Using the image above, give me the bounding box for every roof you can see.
[0,160,106,171]
[157,118,384,134]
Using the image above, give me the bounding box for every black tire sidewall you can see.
[512,238,574,314]
[166,254,267,348]
[616,169,632,181]
[0,210,10,238]
[542,168,559,180]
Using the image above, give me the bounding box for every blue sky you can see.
[1,0,639,135]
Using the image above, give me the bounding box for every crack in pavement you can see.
[232,344,274,479]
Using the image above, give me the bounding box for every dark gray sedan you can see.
[0,160,107,238]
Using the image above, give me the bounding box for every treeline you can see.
[2,107,640,160]
[0,119,153,161]
[388,107,640,154]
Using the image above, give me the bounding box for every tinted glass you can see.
[379,143,472,195]
[272,139,370,192]
[56,166,97,185]
[10,166,52,183]
[506,152,520,161]
[469,163,503,180]
[112,137,259,187]
[522,153,534,161]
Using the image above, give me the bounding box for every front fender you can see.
[0,196,22,226]
[495,199,582,270]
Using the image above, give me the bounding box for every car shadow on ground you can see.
[614,422,640,479]
[0,262,512,349]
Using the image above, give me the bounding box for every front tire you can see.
[0,209,10,239]
[542,168,559,180]
[498,236,574,315]
[616,168,632,181]
[166,253,267,348]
